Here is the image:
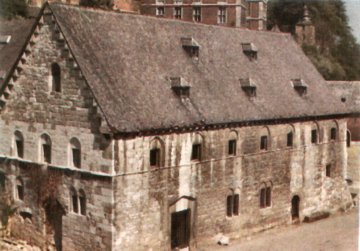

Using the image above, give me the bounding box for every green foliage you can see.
[79,0,114,8]
[268,0,360,80]
[0,0,27,19]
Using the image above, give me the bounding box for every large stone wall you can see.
[0,10,114,251]
[113,119,352,250]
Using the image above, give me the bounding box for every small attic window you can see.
[242,42,257,60]
[171,77,191,98]
[291,79,308,96]
[0,35,11,44]
[181,37,199,58]
[240,78,256,97]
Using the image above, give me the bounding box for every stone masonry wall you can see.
[0,10,114,251]
[113,118,352,250]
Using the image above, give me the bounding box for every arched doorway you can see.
[291,195,300,222]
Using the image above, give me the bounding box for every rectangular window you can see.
[287,132,293,147]
[330,128,336,140]
[16,139,24,158]
[226,195,233,217]
[174,7,182,19]
[326,164,331,177]
[43,144,51,163]
[191,144,202,161]
[228,139,237,155]
[72,148,81,168]
[217,7,226,24]
[260,136,267,150]
[233,194,239,215]
[79,196,86,215]
[72,195,78,213]
[156,6,164,16]
[260,188,266,208]
[193,7,201,22]
[150,148,160,167]
[311,129,317,144]
[265,187,271,207]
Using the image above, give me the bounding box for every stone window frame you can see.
[50,62,61,93]
[39,133,52,164]
[259,126,271,151]
[259,181,272,209]
[70,187,87,216]
[15,177,24,201]
[329,120,339,142]
[192,7,201,22]
[286,124,295,148]
[13,130,24,158]
[156,6,165,16]
[69,137,81,168]
[174,6,182,19]
[310,122,321,144]
[226,188,240,217]
[149,137,165,168]
[228,130,238,156]
[191,133,204,162]
[217,6,227,24]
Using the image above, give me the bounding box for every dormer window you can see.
[240,78,256,97]
[171,77,191,98]
[292,79,308,96]
[181,37,199,58]
[0,35,11,44]
[242,43,257,60]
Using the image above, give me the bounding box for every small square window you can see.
[228,139,237,155]
[150,148,160,167]
[260,136,268,150]
[191,143,202,161]
[326,164,331,177]
[330,128,336,141]
[311,129,317,144]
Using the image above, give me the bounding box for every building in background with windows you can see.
[141,0,267,30]
[0,3,355,251]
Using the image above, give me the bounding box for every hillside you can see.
[267,0,360,81]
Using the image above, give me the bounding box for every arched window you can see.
[149,138,164,168]
[330,127,337,141]
[286,125,295,147]
[69,138,81,168]
[51,63,61,92]
[260,127,270,150]
[228,131,238,156]
[79,189,86,216]
[70,187,78,214]
[16,177,24,201]
[40,134,52,163]
[226,189,239,217]
[14,131,24,158]
[347,130,351,147]
[191,133,204,161]
[260,182,271,208]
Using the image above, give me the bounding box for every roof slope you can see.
[327,81,360,114]
[47,4,348,132]
[0,10,39,88]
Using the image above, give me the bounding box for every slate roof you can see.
[0,8,40,89]
[327,81,360,114]
[2,4,352,133]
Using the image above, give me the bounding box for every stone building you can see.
[0,3,354,251]
[327,81,360,203]
[141,0,267,29]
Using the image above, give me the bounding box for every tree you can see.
[267,0,360,80]
[0,0,27,19]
